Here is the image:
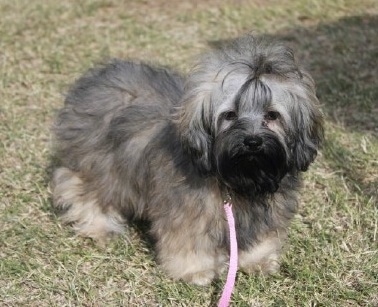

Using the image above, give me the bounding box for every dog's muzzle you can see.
[214,130,289,196]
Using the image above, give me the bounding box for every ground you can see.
[0,0,377,306]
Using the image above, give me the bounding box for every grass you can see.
[0,0,377,305]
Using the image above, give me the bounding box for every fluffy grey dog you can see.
[52,35,323,285]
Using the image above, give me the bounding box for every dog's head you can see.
[179,35,324,196]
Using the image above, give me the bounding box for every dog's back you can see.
[53,60,184,168]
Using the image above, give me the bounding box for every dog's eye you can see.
[264,111,280,121]
[223,111,238,121]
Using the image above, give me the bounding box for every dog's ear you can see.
[178,87,214,174]
[292,95,324,172]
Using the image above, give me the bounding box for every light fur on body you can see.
[52,35,323,285]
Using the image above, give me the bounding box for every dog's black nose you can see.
[244,136,263,151]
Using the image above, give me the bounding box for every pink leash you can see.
[218,202,238,307]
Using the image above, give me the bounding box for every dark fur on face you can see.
[51,35,324,285]
[215,128,289,196]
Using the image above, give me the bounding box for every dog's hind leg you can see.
[52,167,125,243]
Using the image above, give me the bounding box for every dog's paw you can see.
[241,255,280,275]
[242,263,280,275]
[182,270,215,286]
[238,235,283,275]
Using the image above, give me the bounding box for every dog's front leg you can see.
[154,229,228,286]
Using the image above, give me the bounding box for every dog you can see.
[51,35,324,286]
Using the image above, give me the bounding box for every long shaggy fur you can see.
[51,35,324,285]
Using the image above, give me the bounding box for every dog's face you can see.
[179,36,324,196]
